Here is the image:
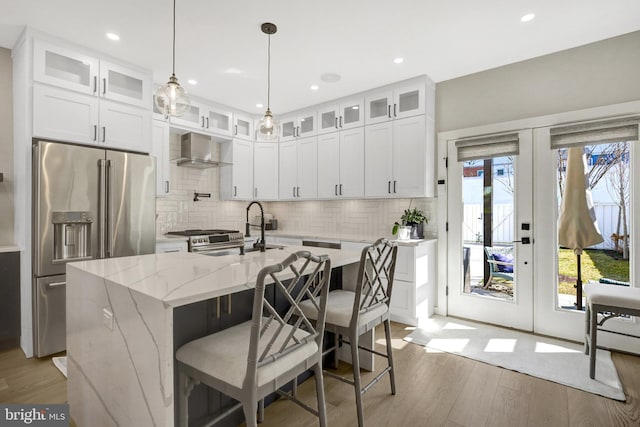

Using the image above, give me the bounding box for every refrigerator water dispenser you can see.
[52,211,92,262]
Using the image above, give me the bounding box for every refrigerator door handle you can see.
[106,159,113,258]
[98,159,107,258]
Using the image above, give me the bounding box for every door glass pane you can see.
[45,51,91,87]
[369,97,388,119]
[398,90,419,113]
[107,70,143,100]
[282,121,295,138]
[300,116,314,134]
[343,104,360,125]
[236,119,250,136]
[209,112,230,131]
[556,142,631,310]
[462,157,515,301]
[321,111,336,130]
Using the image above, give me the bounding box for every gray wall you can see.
[436,31,640,132]
[0,48,13,245]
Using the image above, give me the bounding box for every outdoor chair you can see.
[484,246,515,288]
[176,251,332,427]
[299,238,398,427]
[584,283,640,379]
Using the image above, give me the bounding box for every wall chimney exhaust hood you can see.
[175,133,230,169]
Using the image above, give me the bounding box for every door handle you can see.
[206,117,210,128]
[335,184,338,196]
[388,105,391,118]
[297,186,300,197]
[216,297,221,319]
[48,281,66,288]
[393,180,397,193]
[93,125,97,141]
[393,103,397,117]
[201,116,205,128]
[339,184,343,195]
[235,124,238,135]
[512,237,531,244]
[102,78,107,95]
[293,186,296,197]
[98,159,107,258]
[105,159,113,257]
[388,181,391,193]
[93,76,98,94]
[234,185,237,197]
[164,181,169,194]
[255,188,257,197]
[339,116,343,128]
[226,294,232,315]
[102,126,106,142]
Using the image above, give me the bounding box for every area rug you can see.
[52,356,67,378]
[404,316,625,401]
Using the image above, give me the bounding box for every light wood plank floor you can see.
[1,322,638,426]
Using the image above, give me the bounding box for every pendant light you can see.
[257,23,279,140]
[155,0,190,117]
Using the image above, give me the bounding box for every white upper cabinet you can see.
[169,101,206,130]
[220,139,254,200]
[279,137,318,200]
[253,143,279,200]
[317,97,364,135]
[99,61,150,108]
[280,111,317,142]
[365,80,425,125]
[99,100,151,152]
[233,114,254,141]
[34,40,151,108]
[164,100,233,136]
[33,40,99,96]
[317,127,364,198]
[207,107,233,136]
[152,120,171,197]
[364,115,429,198]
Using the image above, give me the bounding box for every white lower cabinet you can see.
[253,142,279,200]
[152,120,171,197]
[33,83,151,153]
[390,239,437,326]
[317,127,364,198]
[220,139,254,200]
[155,240,188,253]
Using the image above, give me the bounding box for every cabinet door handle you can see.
[93,76,98,94]
[393,180,397,193]
[201,116,205,128]
[388,105,391,118]
[293,186,296,197]
[102,126,106,142]
[93,125,98,141]
[165,181,169,194]
[297,186,300,197]
[394,103,397,117]
[234,124,238,135]
[227,294,232,315]
[339,116,343,128]
[388,181,391,193]
[339,184,343,195]
[335,117,338,129]
[297,126,300,137]
[216,297,221,319]
[234,185,237,197]
[206,117,210,128]
[102,78,107,95]
[335,184,338,196]
[164,249,180,253]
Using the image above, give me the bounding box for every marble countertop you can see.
[67,245,361,308]
[155,234,189,243]
[0,245,21,253]
[261,230,437,246]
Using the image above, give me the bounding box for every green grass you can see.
[557,248,629,295]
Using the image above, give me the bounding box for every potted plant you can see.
[392,206,428,239]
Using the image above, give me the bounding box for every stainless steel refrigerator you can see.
[32,140,156,357]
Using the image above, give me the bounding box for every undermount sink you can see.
[243,244,285,253]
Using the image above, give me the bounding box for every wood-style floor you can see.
[1,322,638,426]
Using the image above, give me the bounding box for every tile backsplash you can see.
[156,135,437,238]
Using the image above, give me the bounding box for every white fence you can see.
[463,203,625,250]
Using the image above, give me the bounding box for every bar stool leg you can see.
[349,329,365,427]
[384,319,396,395]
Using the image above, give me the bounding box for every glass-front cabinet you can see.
[169,101,207,130]
[234,114,254,141]
[33,40,99,96]
[99,61,150,108]
[365,81,425,125]
[207,108,233,136]
[279,111,317,142]
[317,97,364,135]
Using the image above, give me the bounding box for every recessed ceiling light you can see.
[352,106,359,110]
[320,73,341,83]
[256,103,264,108]
[521,13,535,22]
[187,79,197,85]
[310,85,319,91]
[106,33,120,41]
[393,57,404,64]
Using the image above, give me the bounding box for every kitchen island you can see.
[66,246,361,427]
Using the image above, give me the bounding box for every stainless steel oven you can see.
[166,229,245,256]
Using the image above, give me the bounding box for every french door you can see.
[447,129,534,331]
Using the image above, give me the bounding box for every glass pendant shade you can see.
[155,74,190,117]
[258,109,279,140]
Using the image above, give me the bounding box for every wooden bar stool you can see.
[584,283,640,379]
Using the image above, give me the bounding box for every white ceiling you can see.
[2,0,640,115]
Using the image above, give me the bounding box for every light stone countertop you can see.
[67,245,361,308]
[155,234,189,243]
[261,230,437,247]
[0,245,21,253]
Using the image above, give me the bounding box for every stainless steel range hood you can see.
[176,133,227,169]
